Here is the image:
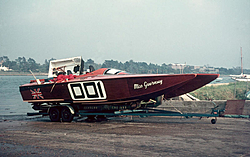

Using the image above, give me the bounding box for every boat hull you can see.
[20,73,219,105]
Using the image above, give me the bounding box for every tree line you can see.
[0,56,53,73]
[1,56,249,75]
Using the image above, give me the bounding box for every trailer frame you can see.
[26,100,250,124]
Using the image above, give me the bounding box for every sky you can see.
[0,0,250,69]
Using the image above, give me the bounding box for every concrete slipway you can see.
[0,100,249,157]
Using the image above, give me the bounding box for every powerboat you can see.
[19,57,219,122]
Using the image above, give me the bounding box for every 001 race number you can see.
[68,81,107,100]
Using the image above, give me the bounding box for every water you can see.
[210,76,234,84]
[0,76,46,116]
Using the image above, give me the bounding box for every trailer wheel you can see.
[61,107,74,122]
[49,107,61,122]
[211,119,217,124]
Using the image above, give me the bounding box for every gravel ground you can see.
[0,116,250,157]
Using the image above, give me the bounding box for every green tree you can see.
[1,56,11,68]
[40,59,50,73]
[15,57,28,72]
[85,59,101,71]
[27,58,39,72]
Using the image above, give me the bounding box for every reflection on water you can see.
[0,76,46,116]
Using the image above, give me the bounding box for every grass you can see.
[190,81,250,100]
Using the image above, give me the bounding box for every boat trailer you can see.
[27,100,249,124]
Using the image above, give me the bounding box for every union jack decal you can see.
[30,88,44,99]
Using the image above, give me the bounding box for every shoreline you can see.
[0,72,47,76]
[206,82,230,86]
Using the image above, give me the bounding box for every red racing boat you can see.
[19,57,219,122]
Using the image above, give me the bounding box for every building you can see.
[0,64,12,71]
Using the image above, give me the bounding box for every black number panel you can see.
[68,81,106,100]
[70,84,85,99]
[83,82,99,98]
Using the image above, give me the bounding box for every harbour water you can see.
[0,75,234,116]
[0,75,46,116]
[210,75,235,84]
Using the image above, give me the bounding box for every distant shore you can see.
[0,72,47,76]
[206,82,230,86]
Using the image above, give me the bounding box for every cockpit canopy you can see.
[103,69,128,75]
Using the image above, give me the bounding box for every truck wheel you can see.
[49,107,61,122]
[61,106,74,122]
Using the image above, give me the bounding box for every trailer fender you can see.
[64,105,75,115]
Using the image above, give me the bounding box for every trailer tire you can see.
[61,106,74,122]
[211,119,217,124]
[49,107,61,122]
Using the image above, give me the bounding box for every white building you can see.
[0,65,12,71]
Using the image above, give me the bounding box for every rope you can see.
[163,98,183,114]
